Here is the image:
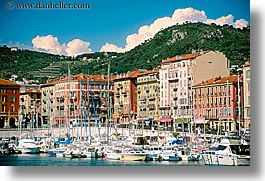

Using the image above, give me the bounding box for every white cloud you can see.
[65,39,92,57]
[100,43,125,53]
[234,19,248,29]
[100,7,249,53]
[32,35,64,55]
[32,35,92,56]
[211,14,234,26]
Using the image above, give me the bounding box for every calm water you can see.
[0,154,204,166]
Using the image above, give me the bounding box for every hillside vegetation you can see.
[0,22,250,83]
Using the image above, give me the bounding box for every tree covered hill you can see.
[0,22,250,84]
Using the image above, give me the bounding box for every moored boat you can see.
[201,137,250,166]
[120,147,147,161]
[16,138,41,154]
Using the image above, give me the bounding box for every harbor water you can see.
[0,153,204,166]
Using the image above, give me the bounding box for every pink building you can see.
[41,74,114,127]
[159,50,230,131]
[193,75,244,133]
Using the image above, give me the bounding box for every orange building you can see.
[0,78,20,128]
[112,70,143,125]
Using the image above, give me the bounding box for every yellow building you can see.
[136,69,160,129]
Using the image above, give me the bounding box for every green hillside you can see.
[0,22,250,83]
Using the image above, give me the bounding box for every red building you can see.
[193,75,243,134]
[0,78,20,128]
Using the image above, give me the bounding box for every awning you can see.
[137,119,146,123]
[175,118,189,124]
[158,118,173,122]
[112,117,119,121]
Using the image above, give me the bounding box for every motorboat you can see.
[16,138,40,154]
[105,146,122,160]
[120,147,147,161]
[144,144,162,161]
[201,137,250,166]
[63,145,82,158]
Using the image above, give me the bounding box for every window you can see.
[10,96,16,103]
[1,89,7,94]
[246,70,250,78]
[11,105,15,112]
[1,105,6,112]
[2,95,7,102]
[70,83,75,89]
[12,89,16,94]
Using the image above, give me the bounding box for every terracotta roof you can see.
[25,88,41,94]
[194,75,242,87]
[113,70,143,81]
[137,69,159,76]
[162,53,201,64]
[0,78,20,87]
[46,74,116,84]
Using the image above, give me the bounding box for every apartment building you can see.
[193,75,244,133]
[0,78,20,128]
[20,88,42,128]
[112,70,142,125]
[136,69,160,128]
[41,81,56,127]
[159,50,230,131]
[242,61,250,129]
[40,74,114,127]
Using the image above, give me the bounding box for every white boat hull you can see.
[202,154,250,166]
[106,152,121,160]
[18,147,40,154]
[120,153,147,161]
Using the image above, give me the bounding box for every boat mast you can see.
[107,57,111,145]
[87,71,92,144]
[67,61,71,138]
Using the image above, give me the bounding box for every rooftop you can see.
[0,78,20,87]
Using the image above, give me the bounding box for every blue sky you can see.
[0,0,250,56]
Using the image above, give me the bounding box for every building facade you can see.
[160,50,230,131]
[40,74,114,128]
[193,75,244,134]
[113,70,142,125]
[0,78,20,128]
[242,61,250,129]
[136,69,160,128]
[20,88,42,128]
[41,81,56,127]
